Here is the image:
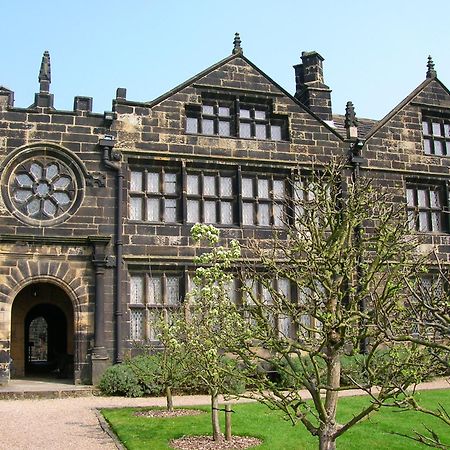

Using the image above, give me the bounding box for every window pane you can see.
[258,179,269,198]
[187,175,199,195]
[43,200,56,216]
[187,200,200,223]
[273,179,285,199]
[407,210,416,230]
[239,123,251,138]
[430,190,441,208]
[447,142,450,155]
[204,200,216,223]
[149,276,162,305]
[242,178,253,198]
[164,173,177,194]
[164,199,177,222]
[244,279,258,305]
[225,278,238,304]
[167,276,180,305]
[278,278,290,298]
[271,125,282,141]
[279,315,291,338]
[431,212,441,231]
[147,172,160,193]
[218,121,230,136]
[130,171,143,191]
[422,121,429,134]
[419,211,428,232]
[130,276,144,304]
[255,110,266,120]
[406,188,415,207]
[444,123,450,138]
[221,201,233,224]
[424,138,431,154]
[220,177,233,197]
[130,310,144,340]
[130,197,143,220]
[435,140,444,156]
[202,105,214,115]
[218,107,230,117]
[203,176,216,196]
[147,198,160,221]
[243,203,254,225]
[255,124,266,139]
[259,203,270,226]
[147,311,159,341]
[202,119,214,135]
[262,285,272,304]
[273,203,284,227]
[186,117,198,134]
[417,189,427,207]
[240,109,250,119]
[432,122,442,136]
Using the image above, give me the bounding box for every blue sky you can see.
[2,1,449,119]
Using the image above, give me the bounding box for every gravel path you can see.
[0,379,448,450]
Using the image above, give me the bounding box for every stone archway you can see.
[10,283,74,380]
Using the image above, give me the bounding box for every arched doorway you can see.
[10,282,74,380]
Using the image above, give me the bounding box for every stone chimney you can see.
[294,51,332,122]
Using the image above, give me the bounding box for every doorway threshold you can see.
[0,378,98,400]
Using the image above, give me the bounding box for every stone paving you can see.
[0,378,448,449]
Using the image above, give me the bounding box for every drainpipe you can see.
[99,136,124,364]
[345,101,367,354]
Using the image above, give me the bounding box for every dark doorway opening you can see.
[25,303,72,377]
[11,282,75,380]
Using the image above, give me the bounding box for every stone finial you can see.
[39,51,51,93]
[345,101,358,128]
[232,33,243,55]
[426,55,437,78]
[345,101,358,139]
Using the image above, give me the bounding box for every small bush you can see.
[98,363,144,397]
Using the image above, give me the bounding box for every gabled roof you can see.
[145,51,344,141]
[364,76,450,140]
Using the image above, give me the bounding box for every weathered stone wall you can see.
[0,93,117,384]
[364,79,450,262]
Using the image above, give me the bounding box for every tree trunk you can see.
[166,386,173,412]
[319,346,341,450]
[319,431,337,450]
[211,390,222,441]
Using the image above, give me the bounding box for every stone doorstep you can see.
[0,387,99,400]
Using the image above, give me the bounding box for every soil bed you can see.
[170,435,262,449]
[134,409,205,418]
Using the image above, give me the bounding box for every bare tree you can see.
[228,161,443,450]
[381,255,450,448]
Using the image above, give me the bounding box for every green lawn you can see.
[101,389,450,450]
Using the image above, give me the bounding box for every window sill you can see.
[185,131,288,143]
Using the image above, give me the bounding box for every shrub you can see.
[98,363,144,397]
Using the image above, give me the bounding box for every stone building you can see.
[0,35,448,385]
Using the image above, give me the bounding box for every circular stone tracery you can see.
[10,158,76,222]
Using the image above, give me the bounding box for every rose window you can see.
[10,158,76,221]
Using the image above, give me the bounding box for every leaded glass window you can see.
[129,168,180,222]
[241,175,286,226]
[185,97,288,141]
[186,171,236,225]
[423,116,450,156]
[130,310,145,341]
[406,183,446,233]
[129,271,184,342]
